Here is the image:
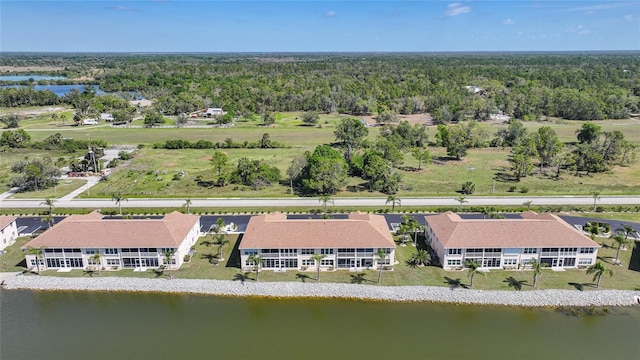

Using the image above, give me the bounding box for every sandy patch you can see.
[360,113,434,126]
[9,107,67,116]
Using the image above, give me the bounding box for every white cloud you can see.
[624,14,633,21]
[325,11,336,17]
[566,2,633,12]
[445,3,471,16]
[110,6,137,12]
[567,25,591,35]
[502,18,515,25]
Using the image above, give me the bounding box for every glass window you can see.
[447,249,462,255]
[301,249,315,255]
[578,258,593,265]
[320,249,334,255]
[523,248,537,254]
[447,259,462,266]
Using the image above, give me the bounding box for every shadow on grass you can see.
[226,234,243,268]
[233,272,252,284]
[82,270,96,277]
[444,277,469,289]
[568,282,595,291]
[350,273,372,284]
[153,269,165,278]
[296,273,311,282]
[628,245,640,272]
[503,276,528,291]
[200,253,218,265]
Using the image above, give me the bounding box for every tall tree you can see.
[375,249,388,284]
[210,150,230,186]
[386,195,401,212]
[183,198,192,214]
[302,145,348,195]
[586,262,613,289]
[247,254,262,281]
[111,192,128,216]
[456,196,468,211]
[91,251,102,275]
[609,233,633,265]
[532,126,562,172]
[591,191,600,212]
[27,247,44,275]
[529,259,545,287]
[318,195,334,213]
[576,123,602,144]
[465,259,483,288]
[163,249,175,279]
[10,157,61,191]
[286,156,307,195]
[311,253,327,281]
[334,118,368,161]
[301,111,320,126]
[213,234,230,261]
[41,198,55,215]
[411,148,431,170]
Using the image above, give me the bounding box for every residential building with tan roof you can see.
[425,211,600,270]
[0,216,18,252]
[22,211,201,272]
[239,212,395,272]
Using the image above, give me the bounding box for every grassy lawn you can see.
[9,179,85,199]
[564,212,640,223]
[6,232,638,291]
[82,146,640,198]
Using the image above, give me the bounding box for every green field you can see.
[3,108,640,198]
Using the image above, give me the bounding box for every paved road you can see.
[2,195,640,209]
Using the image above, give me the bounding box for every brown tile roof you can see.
[425,211,600,249]
[0,216,17,230]
[23,211,199,249]
[239,212,395,249]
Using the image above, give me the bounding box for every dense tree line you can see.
[1,53,638,120]
[156,133,286,150]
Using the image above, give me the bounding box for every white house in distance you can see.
[23,212,201,271]
[239,212,396,272]
[205,108,223,117]
[0,216,18,252]
[425,211,600,270]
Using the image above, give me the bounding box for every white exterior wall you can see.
[240,247,396,272]
[0,220,18,251]
[424,223,599,270]
[25,219,202,272]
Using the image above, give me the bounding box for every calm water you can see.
[1,290,639,360]
[0,75,66,81]
[1,85,104,96]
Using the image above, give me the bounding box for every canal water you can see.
[1,289,639,359]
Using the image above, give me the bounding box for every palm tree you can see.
[529,259,545,287]
[163,249,176,279]
[586,261,613,289]
[590,191,600,212]
[386,195,401,212]
[311,253,327,281]
[41,198,55,215]
[318,195,334,213]
[465,259,483,288]
[184,198,192,214]
[213,234,230,261]
[407,249,431,268]
[41,214,54,228]
[213,218,226,233]
[618,224,637,242]
[375,249,388,284]
[26,247,44,274]
[455,196,468,212]
[90,251,102,275]
[111,192,128,216]
[397,222,410,246]
[247,254,262,281]
[609,233,634,265]
[522,200,533,211]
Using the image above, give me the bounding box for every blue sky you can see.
[1,1,638,52]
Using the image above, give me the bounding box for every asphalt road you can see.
[2,195,640,210]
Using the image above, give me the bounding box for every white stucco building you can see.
[239,212,396,272]
[23,212,201,271]
[425,211,600,270]
[0,216,18,252]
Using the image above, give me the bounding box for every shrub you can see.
[461,181,476,195]
[508,186,517,192]
[520,186,529,193]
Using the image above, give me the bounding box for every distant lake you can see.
[1,84,105,97]
[0,75,67,81]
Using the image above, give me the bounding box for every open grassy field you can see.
[83,145,640,198]
[8,179,86,199]
[4,232,638,290]
[4,108,640,198]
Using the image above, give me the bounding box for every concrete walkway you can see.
[0,187,20,201]
[59,176,101,201]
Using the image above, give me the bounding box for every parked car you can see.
[83,119,98,125]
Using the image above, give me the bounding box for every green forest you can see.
[1,53,639,120]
